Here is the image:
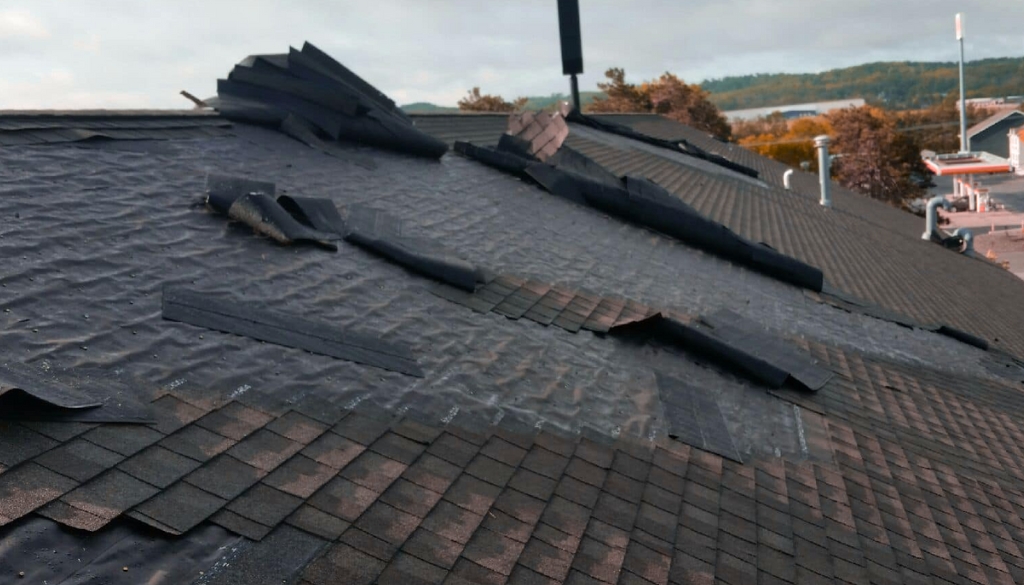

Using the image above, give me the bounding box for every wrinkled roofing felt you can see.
[5,59,1024,585]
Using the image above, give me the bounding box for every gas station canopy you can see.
[924,151,1011,176]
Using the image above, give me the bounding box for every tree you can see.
[646,73,732,141]
[825,106,928,204]
[738,116,832,170]
[588,68,648,112]
[457,87,527,112]
[586,68,731,140]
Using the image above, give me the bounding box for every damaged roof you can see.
[4,44,1024,585]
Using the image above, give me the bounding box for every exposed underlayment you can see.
[4,93,1024,582]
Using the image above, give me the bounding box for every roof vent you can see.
[813,135,832,208]
[783,169,794,190]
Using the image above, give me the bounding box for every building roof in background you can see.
[968,109,1024,139]
[722,99,866,121]
[925,151,1013,176]
[4,47,1024,585]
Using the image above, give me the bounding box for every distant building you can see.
[723,98,865,122]
[1010,128,1024,176]
[959,96,1024,112]
[968,109,1024,158]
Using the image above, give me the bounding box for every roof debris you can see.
[162,287,424,377]
[212,42,448,159]
[205,174,342,250]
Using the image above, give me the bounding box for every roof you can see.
[5,47,1024,585]
[968,109,1024,139]
[924,152,1013,176]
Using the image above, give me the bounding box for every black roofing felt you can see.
[344,205,487,292]
[214,42,446,159]
[0,363,153,424]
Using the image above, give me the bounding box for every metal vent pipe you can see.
[813,135,832,207]
[783,169,794,190]
[922,195,951,240]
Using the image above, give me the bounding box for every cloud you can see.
[0,10,48,40]
[0,1,1021,109]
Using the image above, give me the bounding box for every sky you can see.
[1,1,1023,110]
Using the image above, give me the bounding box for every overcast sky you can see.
[1,1,1022,110]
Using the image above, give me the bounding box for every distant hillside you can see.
[520,91,604,111]
[401,102,458,113]
[401,57,1024,114]
[702,58,1024,111]
[401,92,603,113]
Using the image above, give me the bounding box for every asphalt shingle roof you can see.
[4,94,1024,584]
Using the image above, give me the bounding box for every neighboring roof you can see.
[924,152,1012,176]
[6,56,1024,585]
[968,109,1024,139]
[723,99,866,121]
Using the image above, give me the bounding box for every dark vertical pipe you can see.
[570,74,580,112]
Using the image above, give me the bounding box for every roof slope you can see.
[4,89,1024,584]
[413,112,1024,359]
[968,109,1024,139]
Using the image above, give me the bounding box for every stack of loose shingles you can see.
[210,42,447,159]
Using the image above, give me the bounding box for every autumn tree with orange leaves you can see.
[458,87,528,112]
[825,106,929,204]
[738,116,833,171]
[585,68,731,141]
